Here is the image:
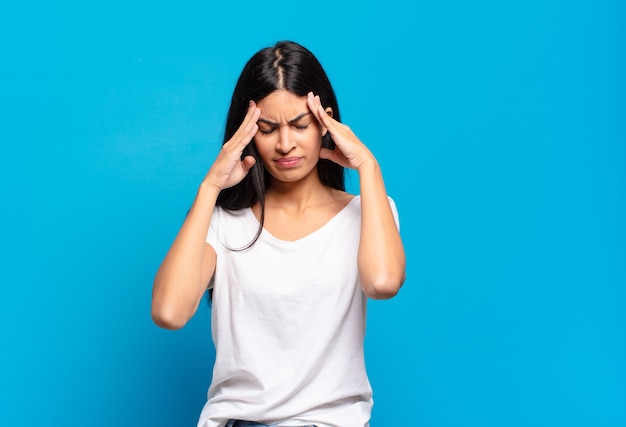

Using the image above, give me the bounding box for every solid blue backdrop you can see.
[1,1,624,426]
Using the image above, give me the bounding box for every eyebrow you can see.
[257,112,312,126]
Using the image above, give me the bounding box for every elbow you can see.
[151,304,190,330]
[362,273,405,300]
[151,277,205,330]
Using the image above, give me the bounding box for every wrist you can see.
[356,155,380,174]
[198,180,221,203]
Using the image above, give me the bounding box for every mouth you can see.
[274,157,302,168]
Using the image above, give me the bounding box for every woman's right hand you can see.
[204,101,261,191]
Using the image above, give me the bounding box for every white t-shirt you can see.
[198,196,399,427]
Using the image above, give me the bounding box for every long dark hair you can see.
[216,41,345,247]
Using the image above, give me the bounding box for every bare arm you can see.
[151,185,219,329]
[151,102,261,329]
[355,159,406,298]
[307,93,406,299]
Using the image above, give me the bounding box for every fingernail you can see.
[249,100,254,107]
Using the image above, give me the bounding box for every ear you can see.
[321,107,333,136]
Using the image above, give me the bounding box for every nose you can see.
[276,126,296,154]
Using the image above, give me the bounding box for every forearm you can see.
[152,182,219,329]
[357,158,406,299]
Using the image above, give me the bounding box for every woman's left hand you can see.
[307,92,375,170]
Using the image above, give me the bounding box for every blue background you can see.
[1,1,625,426]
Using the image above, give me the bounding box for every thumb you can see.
[320,147,352,169]
[241,155,256,173]
[319,147,337,162]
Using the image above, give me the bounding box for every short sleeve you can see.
[205,207,221,290]
[206,206,220,248]
[388,196,400,231]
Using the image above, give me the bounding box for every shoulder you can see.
[209,206,260,250]
[214,205,249,219]
[209,206,254,234]
[348,193,398,210]
[329,189,356,207]
[352,193,400,228]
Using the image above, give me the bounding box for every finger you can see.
[319,147,336,161]
[232,101,261,147]
[315,95,336,128]
[242,101,261,135]
[320,147,348,168]
[241,100,259,124]
[307,92,330,128]
[249,101,262,127]
[241,155,256,173]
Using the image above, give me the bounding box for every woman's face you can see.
[254,89,329,186]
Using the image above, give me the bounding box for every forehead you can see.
[257,90,308,119]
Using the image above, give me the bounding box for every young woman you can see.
[152,41,406,427]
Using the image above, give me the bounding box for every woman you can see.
[152,41,406,427]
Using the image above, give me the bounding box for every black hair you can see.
[216,40,345,247]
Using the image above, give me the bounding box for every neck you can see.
[265,174,333,211]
